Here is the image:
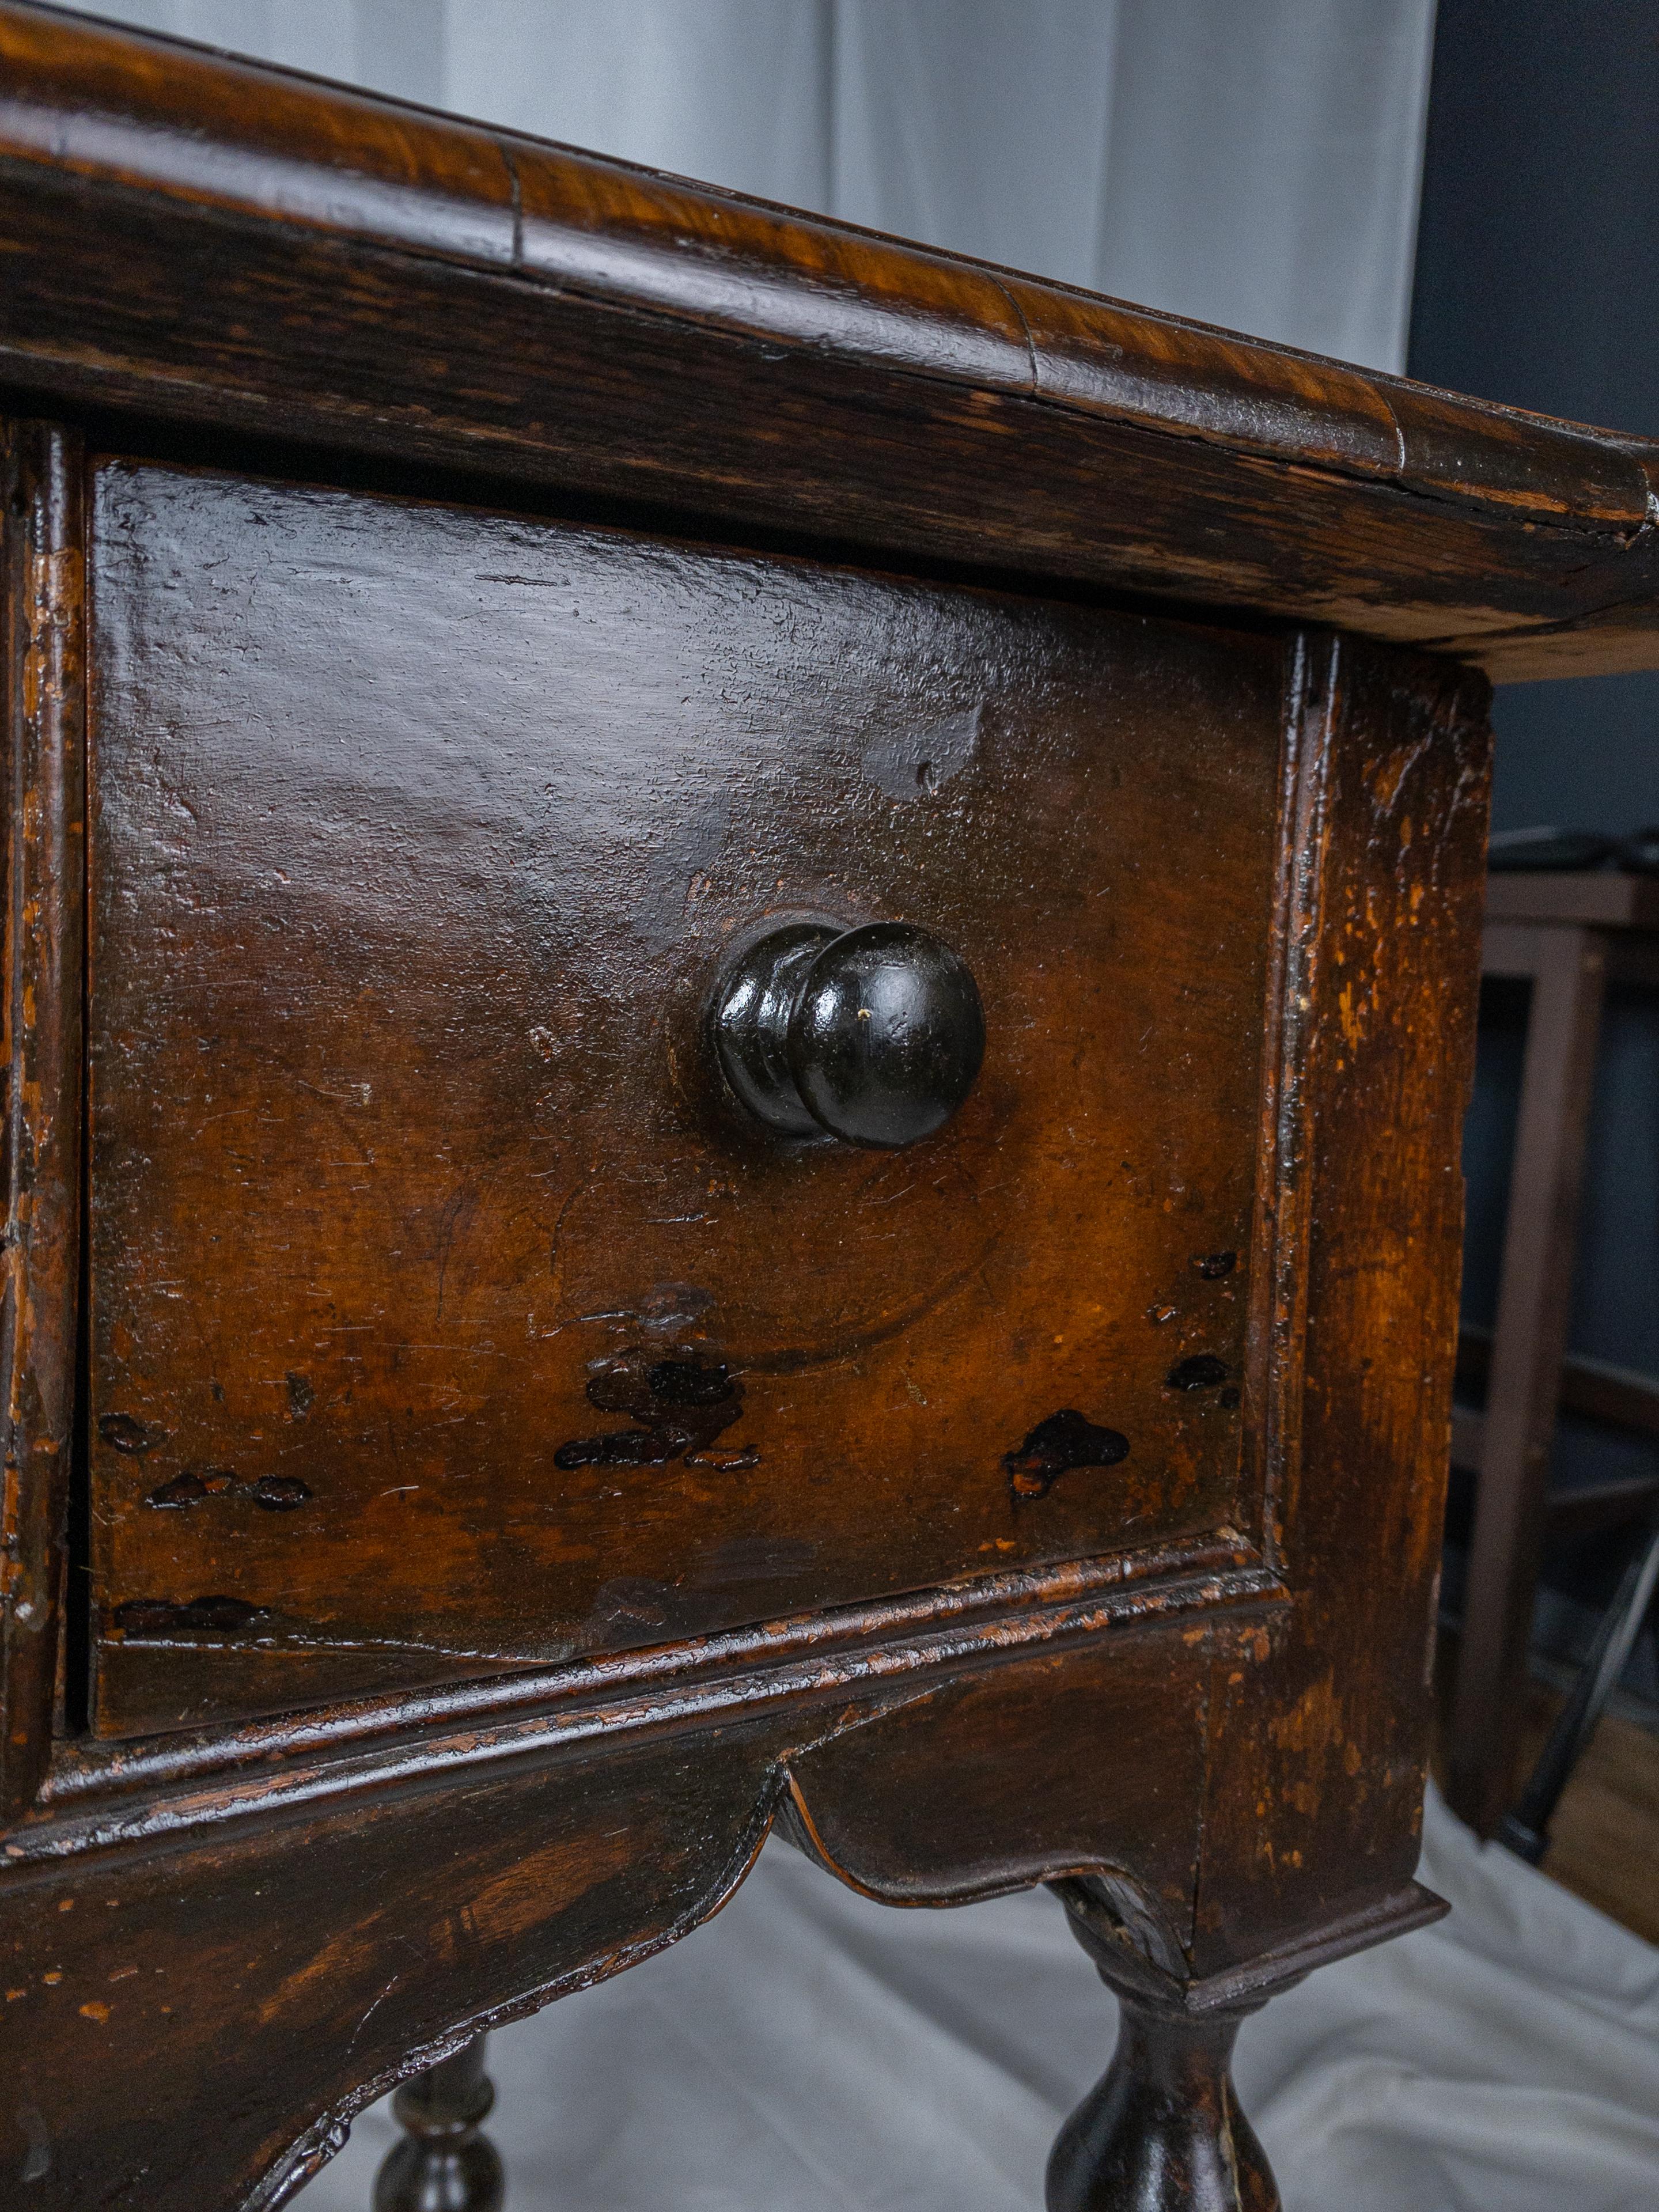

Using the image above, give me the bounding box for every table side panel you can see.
[1192,636,1492,1969]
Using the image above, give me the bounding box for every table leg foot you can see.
[1046,1991,1279,2211]
[372,2033,505,2212]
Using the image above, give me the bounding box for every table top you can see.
[2,0,1659,683]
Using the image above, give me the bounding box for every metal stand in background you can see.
[1496,1512,1659,1866]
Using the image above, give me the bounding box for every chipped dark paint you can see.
[146,1472,207,1509]
[285,1372,315,1418]
[1166,1354,1230,1392]
[1003,1410,1130,1501]
[554,1345,747,1472]
[145,1471,233,1509]
[111,1596,270,1637]
[1193,1251,1237,1279]
[644,1358,734,1407]
[98,1412,157,1454]
[143,1469,311,1511]
[251,1475,312,1510]
[552,1429,673,1472]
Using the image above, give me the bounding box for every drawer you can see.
[86,458,1285,1736]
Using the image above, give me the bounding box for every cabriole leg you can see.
[372,2033,505,2212]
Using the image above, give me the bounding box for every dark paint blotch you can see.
[645,1357,734,1407]
[1167,1354,1230,1392]
[99,1412,157,1454]
[112,1595,269,1637]
[554,1429,673,1472]
[251,1475,313,1510]
[1004,1409,1130,1501]
[1194,1251,1237,1279]
[556,1343,745,1472]
[143,1468,301,1509]
[145,1472,209,1509]
[1219,1385,1241,1410]
[285,1372,315,1418]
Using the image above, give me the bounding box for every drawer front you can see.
[87,459,1285,1736]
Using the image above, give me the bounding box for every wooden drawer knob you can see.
[713,920,985,1149]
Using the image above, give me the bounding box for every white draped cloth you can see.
[302,1783,1659,2211]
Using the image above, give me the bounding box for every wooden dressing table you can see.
[2,9,1657,2206]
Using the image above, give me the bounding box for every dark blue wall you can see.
[1409,0,1659,1683]
[1409,0,1659,835]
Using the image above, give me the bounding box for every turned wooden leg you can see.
[1047,1991,1278,2211]
[1047,1877,1286,2212]
[372,2034,505,2212]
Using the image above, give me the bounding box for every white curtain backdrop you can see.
[70,1,1437,370]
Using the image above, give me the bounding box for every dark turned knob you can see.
[713,919,985,1149]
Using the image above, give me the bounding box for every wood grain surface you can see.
[86,459,1285,1737]
[3,1613,1260,2212]
[0,620,1487,2212]
[1191,636,1491,1968]
[0,420,84,1823]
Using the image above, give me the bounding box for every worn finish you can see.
[0,419,85,1823]
[0,6,1653,681]
[0,12,1597,2210]
[1046,1996,1278,2212]
[1184,636,1491,1971]
[1,1720,785,2207]
[85,461,1284,1738]
[0,1611,1253,2210]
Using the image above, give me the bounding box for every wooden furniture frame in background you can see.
[1449,872,1659,1834]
